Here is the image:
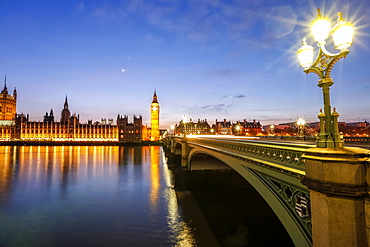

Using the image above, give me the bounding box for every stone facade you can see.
[0,82,156,143]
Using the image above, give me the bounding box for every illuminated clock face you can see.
[152,106,157,111]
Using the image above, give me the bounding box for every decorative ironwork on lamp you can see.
[297,8,354,148]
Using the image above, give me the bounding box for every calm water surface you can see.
[0,146,196,247]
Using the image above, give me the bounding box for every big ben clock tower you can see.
[150,89,160,141]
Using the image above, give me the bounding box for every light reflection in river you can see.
[0,145,197,246]
[161,150,196,247]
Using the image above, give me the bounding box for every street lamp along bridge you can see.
[297,9,369,247]
[297,8,354,148]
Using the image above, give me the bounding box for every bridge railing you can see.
[185,137,315,177]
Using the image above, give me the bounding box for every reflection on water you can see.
[0,146,196,246]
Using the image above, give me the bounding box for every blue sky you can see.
[1,0,370,129]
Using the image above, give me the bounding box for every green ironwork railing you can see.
[186,137,314,177]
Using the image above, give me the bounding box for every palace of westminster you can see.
[0,79,160,143]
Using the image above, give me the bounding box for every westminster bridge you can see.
[163,135,370,247]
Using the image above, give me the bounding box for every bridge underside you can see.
[187,147,311,247]
[190,153,231,170]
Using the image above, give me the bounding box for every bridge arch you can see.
[189,152,231,170]
[173,141,182,155]
[188,146,311,247]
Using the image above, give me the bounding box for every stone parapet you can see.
[302,147,370,246]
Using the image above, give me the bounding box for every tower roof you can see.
[1,75,8,95]
[152,89,158,103]
[64,95,69,109]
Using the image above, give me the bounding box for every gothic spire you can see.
[64,95,69,110]
[152,89,158,103]
[2,75,8,94]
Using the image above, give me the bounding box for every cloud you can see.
[222,94,246,99]
[211,68,239,77]
[89,2,129,24]
[200,103,232,112]
[87,0,275,46]
[234,94,245,99]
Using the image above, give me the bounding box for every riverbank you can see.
[0,140,162,146]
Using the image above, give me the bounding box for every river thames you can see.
[0,145,292,246]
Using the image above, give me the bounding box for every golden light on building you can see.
[150,90,160,141]
[0,88,162,143]
[0,76,17,121]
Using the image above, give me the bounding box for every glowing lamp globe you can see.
[332,12,354,50]
[182,115,187,124]
[297,118,306,126]
[311,9,331,43]
[297,38,314,68]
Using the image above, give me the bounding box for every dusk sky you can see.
[1,0,370,129]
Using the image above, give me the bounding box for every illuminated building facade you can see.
[141,125,151,142]
[233,119,262,136]
[15,98,118,141]
[0,77,17,121]
[150,90,160,141]
[61,96,71,123]
[117,115,142,143]
[0,84,157,142]
[215,119,233,135]
[0,78,17,140]
[175,118,210,135]
[173,118,261,136]
[213,119,262,136]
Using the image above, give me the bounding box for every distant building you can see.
[233,119,262,136]
[117,115,142,143]
[214,119,233,135]
[61,96,71,123]
[141,125,151,142]
[0,76,17,121]
[16,97,117,141]
[43,109,55,122]
[175,118,210,135]
[150,90,160,141]
[0,82,158,142]
[346,121,369,128]
[0,77,17,140]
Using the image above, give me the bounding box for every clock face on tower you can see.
[152,106,157,111]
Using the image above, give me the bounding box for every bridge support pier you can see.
[181,137,189,168]
[302,147,369,246]
[170,138,175,154]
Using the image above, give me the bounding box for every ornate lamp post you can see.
[269,125,275,136]
[297,118,306,137]
[170,124,175,135]
[182,115,188,137]
[235,125,240,136]
[297,9,354,148]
